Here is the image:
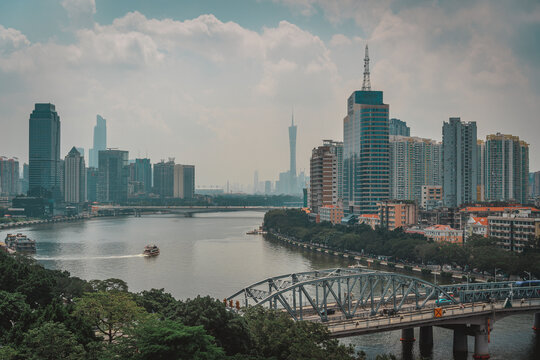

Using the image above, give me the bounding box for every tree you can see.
[20,322,86,360]
[112,317,225,360]
[0,291,30,337]
[89,278,129,292]
[74,291,145,344]
[135,288,178,318]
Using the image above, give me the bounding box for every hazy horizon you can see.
[1,0,539,188]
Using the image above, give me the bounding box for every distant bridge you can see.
[91,205,285,216]
[227,268,540,359]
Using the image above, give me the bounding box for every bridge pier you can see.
[419,326,433,347]
[534,313,540,331]
[472,324,490,359]
[453,325,468,354]
[400,328,415,342]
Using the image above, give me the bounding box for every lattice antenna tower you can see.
[362,44,371,91]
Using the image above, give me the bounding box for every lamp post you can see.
[494,268,500,281]
[525,271,532,286]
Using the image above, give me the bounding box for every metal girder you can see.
[227,269,458,322]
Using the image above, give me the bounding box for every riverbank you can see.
[266,230,491,283]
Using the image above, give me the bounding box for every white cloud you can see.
[61,0,96,28]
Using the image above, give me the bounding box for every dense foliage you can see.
[0,251,364,359]
[263,209,540,278]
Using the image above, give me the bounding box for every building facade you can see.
[343,90,390,214]
[64,147,86,203]
[487,214,540,252]
[421,185,443,210]
[377,200,417,231]
[485,133,529,204]
[0,157,20,196]
[86,167,98,202]
[97,150,129,203]
[28,103,62,200]
[477,140,485,201]
[318,205,344,225]
[442,118,478,207]
[153,160,175,197]
[309,140,342,213]
[423,225,464,244]
[389,118,410,136]
[89,115,107,168]
[173,164,195,199]
[134,158,152,194]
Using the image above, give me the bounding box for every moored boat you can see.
[4,233,36,253]
[143,244,160,257]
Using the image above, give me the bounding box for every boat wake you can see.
[34,254,145,261]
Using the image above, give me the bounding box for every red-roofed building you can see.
[319,205,344,225]
[424,224,464,244]
[358,214,380,229]
[456,205,540,229]
[465,216,488,239]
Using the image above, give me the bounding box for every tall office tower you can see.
[0,157,20,195]
[289,113,297,191]
[476,140,486,201]
[484,133,529,204]
[86,167,98,202]
[173,164,195,199]
[89,115,107,168]
[389,136,442,203]
[309,140,342,213]
[28,103,62,200]
[253,170,259,194]
[97,150,129,203]
[153,159,175,197]
[389,118,410,136]
[442,117,478,207]
[134,158,152,194]
[531,171,540,198]
[343,45,390,214]
[64,147,86,203]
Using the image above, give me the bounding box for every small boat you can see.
[4,233,36,253]
[143,244,160,257]
[246,226,267,235]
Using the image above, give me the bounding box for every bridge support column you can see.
[400,328,415,342]
[419,326,433,347]
[534,313,540,331]
[453,325,468,354]
[473,324,490,359]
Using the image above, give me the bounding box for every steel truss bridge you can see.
[92,205,280,216]
[227,268,540,359]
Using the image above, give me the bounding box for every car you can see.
[435,297,453,305]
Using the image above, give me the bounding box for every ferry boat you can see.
[4,233,36,253]
[246,227,267,235]
[143,244,160,257]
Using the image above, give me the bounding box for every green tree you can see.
[113,317,225,360]
[0,291,30,337]
[135,288,178,318]
[20,322,85,360]
[89,278,129,292]
[74,291,145,344]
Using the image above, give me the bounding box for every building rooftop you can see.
[460,206,539,213]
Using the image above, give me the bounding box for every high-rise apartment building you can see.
[485,133,529,204]
[389,118,410,136]
[531,171,540,198]
[133,158,152,194]
[28,103,62,200]
[89,115,107,168]
[0,157,20,196]
[288,114,297,193]
[477,140,486,201]
[389,135,441,203]
[442,118,477,207]
[153,159,175,197]
[173,164,195,199]
[309,140,342,214]
[64,147,86,203]
[97,150,129,203]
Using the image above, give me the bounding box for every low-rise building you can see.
[487,214,540,252]
[457,205,539,230]
[319,205,344,225]
[377,200,417,230]
[421,185,443,210]
[465,216,488,240]
[424,224,464,244]
[358,214,380,229]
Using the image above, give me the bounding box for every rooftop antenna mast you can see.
[362,44,371,91]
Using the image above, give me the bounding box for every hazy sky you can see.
[1,0,539,187]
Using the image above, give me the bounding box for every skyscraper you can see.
[485,133,529,204]
[153,159,175,197]
[343,45,390,214]
[97,150,129,203]
[289,112,297,192]
[86,167,98,202]
[442,117,478,207]
[477,140,486,201]
[0,157,20,196]
[389,118,410,136]
[28,103,62,199]
[134,158,152,194]
[89,115,107,168]
[64,147,86,203]
[253,170,259,194]
[309,140,342,213]
[173,164,195,199]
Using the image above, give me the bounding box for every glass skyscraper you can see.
[343,91,390,214]
[389,118,410,136]
[89,115,107,168]
[97,150,129,203]
[28,103,62,200]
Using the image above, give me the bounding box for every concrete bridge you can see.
[227,268,540,359]
[91,205,283,216]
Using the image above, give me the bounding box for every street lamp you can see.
[494,268,500,281]
[525,271,532,286]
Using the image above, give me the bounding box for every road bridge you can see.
[227,268,540,359]
[91,205,283,216]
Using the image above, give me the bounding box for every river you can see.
[1,211,538,360]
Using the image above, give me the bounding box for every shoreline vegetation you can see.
[0,250,384,360]
[262,209,540,280]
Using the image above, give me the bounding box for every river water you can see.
[1,212,538,360]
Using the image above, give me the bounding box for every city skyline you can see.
[1,1,539,187]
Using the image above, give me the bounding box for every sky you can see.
[1,0,539,188]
